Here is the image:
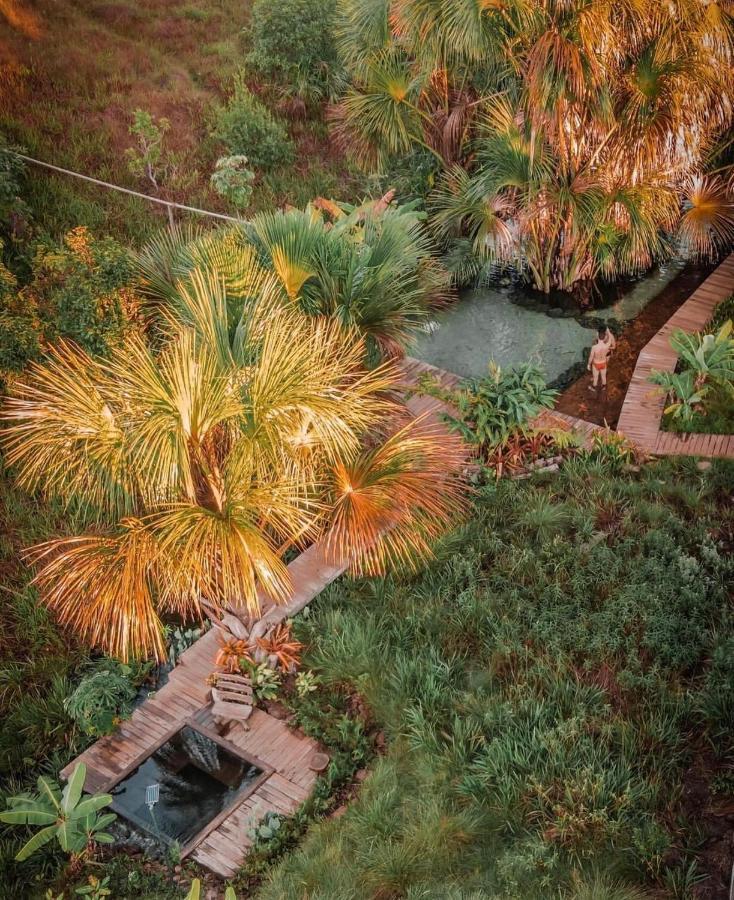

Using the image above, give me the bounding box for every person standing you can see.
[588,326,612,391]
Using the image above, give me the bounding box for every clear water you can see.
[410,286,592,382]
[110,725,262,847]
[581,259,687,324]
[410,263,686,382]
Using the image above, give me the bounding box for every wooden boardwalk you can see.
[61,625,320,878]
[617,254,734,458]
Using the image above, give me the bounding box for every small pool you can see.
[409,261,688,383]
[110,723,266,851]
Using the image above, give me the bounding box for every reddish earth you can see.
[556,263,716,428]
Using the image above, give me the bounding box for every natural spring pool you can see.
[409,260,687,383]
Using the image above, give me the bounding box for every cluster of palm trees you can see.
[2,202,467,661]
[334,0,734,292]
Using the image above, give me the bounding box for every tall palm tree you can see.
[2,259,467,662]
[335,0,734,292]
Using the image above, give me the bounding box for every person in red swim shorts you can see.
[587,325,612,391]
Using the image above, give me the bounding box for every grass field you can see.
[0,0,364,242]
[254,457,734,900]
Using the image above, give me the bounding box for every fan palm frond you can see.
[678,175,734,258]
[1,342,137,519]
[26,520,166,662]
[325,417,468,576]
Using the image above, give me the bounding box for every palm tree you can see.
[336,0,734,292]
[136,200,451,360]
[2,256,467,662]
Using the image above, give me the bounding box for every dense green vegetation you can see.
[654,295,734,435]
[1,1,734,898]
[259,455,734,899]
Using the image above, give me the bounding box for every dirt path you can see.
[555,263,716,428]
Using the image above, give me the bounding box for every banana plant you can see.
[0,763,115,862]
[670,320,734,389]
[649,370,709,426]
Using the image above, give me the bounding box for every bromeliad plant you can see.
[256,622,303,671]
[2,242,467,662]
[0,763,115,863]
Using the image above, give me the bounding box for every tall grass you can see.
[258,457,734,899]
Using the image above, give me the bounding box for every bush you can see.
[0,144,25,223]
[214,80,295,171]
[246,0,341,102]
[441,361,557,452]
[210,155,255,208]
[64,659,141,736]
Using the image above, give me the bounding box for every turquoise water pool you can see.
[409,261,688,382]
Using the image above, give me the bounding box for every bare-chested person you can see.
[588,326,612,390]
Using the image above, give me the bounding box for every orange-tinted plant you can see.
[215,636,253,674]
[256,623,303,671]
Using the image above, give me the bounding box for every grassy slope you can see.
[256,457,734,899]
[0,0,364,242]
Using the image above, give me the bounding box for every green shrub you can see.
[15,226,139,358]
[214,80,294,171]
[125,109,170,190]
[210,155,255,208]
[63,660,139,737]
[442,361,557,450]
[246,0,341,102]
[708,293,734,333]
[0,144,26,223]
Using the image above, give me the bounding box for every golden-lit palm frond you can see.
[135,224,264,308]
[324,416,469,576]
[1,342,137,518]
[678,175,734,258]
[100,329,243,505]
[245,310,396,468]
[151,501,292,617]
[26,519,166,662]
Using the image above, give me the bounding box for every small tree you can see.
[0,763,115,863]
[125,109,170,190]
[210,155,255,209]
[213,80,294,171]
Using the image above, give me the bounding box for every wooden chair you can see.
[210,673,254,728]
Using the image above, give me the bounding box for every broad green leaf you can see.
[0,809,57,826]
[94,812,117,831]
[57,819,86,854]
[224,887,237,900]
[72,794,113,820]
[93,831,115,844]
[36,776,61,811]
[15,824,58,861]
[61,763,86,815]
[185,879,201,900]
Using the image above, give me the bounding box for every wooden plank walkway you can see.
[617,254,734,458]
[61,624,320,879]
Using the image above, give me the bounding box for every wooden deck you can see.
[617,254,734,458]
[61,625,320,879]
